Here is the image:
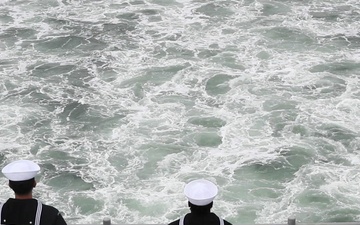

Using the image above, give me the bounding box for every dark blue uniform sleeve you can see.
[40,204,67,225]
[54,212,67,225]
[168,219,180,225]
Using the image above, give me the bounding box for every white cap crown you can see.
[2,160,40,181]
[184,179,218,206]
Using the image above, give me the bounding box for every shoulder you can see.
[168,219,180,225]
[41,203,61,215]
[1,199,10,206]
[212,213,233,225]
[40,203,67,225]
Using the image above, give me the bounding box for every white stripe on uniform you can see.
[0,200,42,225]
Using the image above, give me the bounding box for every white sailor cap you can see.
[2,160,40,181]
[184,179,218,206]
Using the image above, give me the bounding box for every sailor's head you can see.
[184,179,218,207]
[2,160,40,195]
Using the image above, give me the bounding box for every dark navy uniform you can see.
[169,179,233,225]
[168,212,232,225]
[168,201,233,225]
[0,198,67,225]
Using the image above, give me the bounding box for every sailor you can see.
[168,179,233,225]
[0,160,67,225]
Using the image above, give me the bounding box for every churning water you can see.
[0,0,360,224]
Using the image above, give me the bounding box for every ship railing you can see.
[87,218,360,225]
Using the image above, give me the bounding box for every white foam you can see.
[0,0,360,223]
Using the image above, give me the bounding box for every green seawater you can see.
[0,0,359,224]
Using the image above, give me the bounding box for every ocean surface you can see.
[0,0,359,224]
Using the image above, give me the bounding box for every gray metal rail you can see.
[96,218,360,225]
